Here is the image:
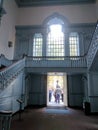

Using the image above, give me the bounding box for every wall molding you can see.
[15,0,96,7]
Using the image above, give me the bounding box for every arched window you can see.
[69,32,80,56]
[46,17,65,60]
[33,33,43,57]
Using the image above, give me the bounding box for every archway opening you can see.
[47,72,68,107]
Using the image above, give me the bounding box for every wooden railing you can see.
[0,54,12,68]
[0,58,25,92]
[25,56,87,68]
[0,55,87,92]
[87,23,98,69]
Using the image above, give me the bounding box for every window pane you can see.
[33,33,43,58]
[69,32,79,57]
[47,24,65,60]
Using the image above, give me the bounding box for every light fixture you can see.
[8,41,13,47]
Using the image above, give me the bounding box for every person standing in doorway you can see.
[49,89,52,102]
[61,90,64,102]
[55,80,62,103]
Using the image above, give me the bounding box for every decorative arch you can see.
[43,13,68,58]
[42,12,70,28]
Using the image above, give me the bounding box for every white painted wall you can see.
[0,1,97,59]
[96,0,98,19]
[0,0,18,59]
[17,4,97,25]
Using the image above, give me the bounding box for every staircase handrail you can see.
[0,54,13,67]
[0,58,25,91]
[25,55,86,59]
[87,20,98,68]
[85,21,97,56]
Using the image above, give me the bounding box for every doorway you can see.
[47,73,68,107]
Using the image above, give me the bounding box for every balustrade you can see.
[0,58,25,92]
[87,23,98,69]
[0,111,12,130]
[0,55,87,92]
[0,54,12,68]
[25,56,87,68]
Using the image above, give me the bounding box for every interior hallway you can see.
[10,107,98,130]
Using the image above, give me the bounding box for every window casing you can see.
[32,30,80,60]
[69,32,79,57]
[33,33,43,58]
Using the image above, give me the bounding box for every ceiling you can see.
[15,0,96,7]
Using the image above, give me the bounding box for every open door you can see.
[47,73,68,107]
